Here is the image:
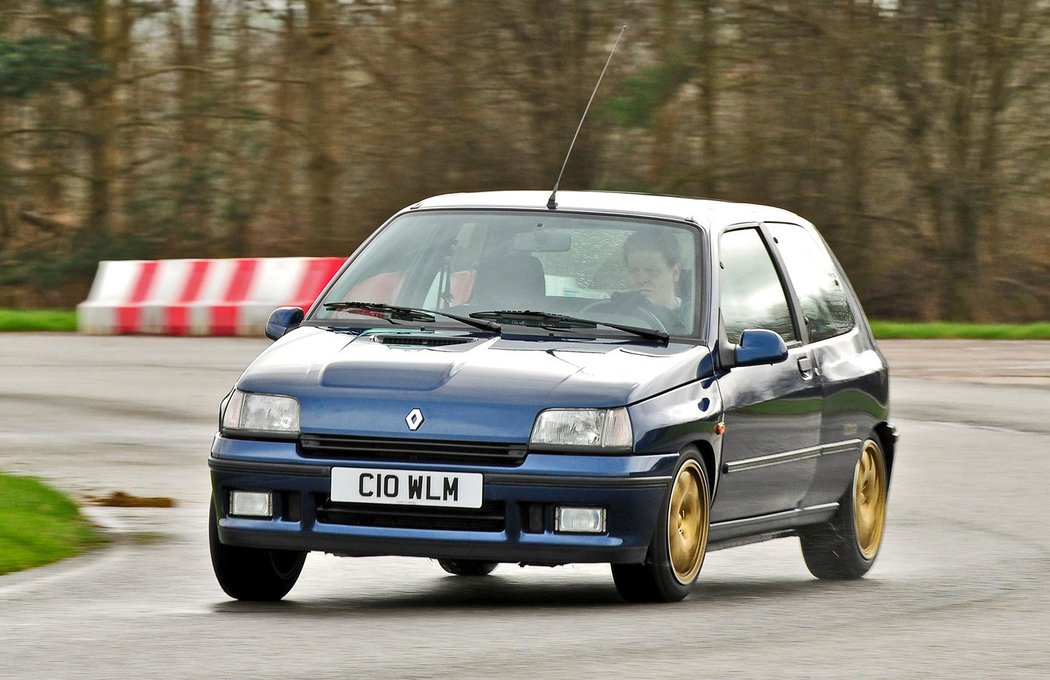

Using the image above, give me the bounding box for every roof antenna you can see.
[547,24,627,211]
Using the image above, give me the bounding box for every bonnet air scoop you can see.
[372,333,475,348]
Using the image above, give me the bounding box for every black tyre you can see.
[209,500,307,601]
[611,451,710,603]
[437,559,499,576]
[799,437,888,580]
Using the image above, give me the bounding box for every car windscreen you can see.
[312,210,702,338]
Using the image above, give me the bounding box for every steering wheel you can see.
[579,292,670,334]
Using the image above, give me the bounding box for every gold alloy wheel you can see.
[853,439,887,560]
[667,460,709,584]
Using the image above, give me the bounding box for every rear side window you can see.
[767,223,855,342]
[719,228,797,344]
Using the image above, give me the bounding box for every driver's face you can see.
[627,250,681,309]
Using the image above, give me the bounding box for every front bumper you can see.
[209,434,676,564]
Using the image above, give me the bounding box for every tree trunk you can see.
[176,0,214,244]
[261,5,300,254]
[696,0,717,197]
[305,0,340,253]
[227,0,252,256]
[650,0,677,191]
[86,0,116,236]
[0,98,11,249]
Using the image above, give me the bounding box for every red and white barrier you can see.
[77,257,345,336]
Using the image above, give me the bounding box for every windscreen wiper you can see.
[469,310,668,343]
[323,301,501,333]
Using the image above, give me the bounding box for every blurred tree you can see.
[170,0,216,243]
[84,0,119,236]
[0,0,1047,319]
[883,0,1048,320]
[0,2,106,244]
[694,0,718,197]
[490,1,604,188]
[304,0,339,252]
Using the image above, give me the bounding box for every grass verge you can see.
[871,321,1050,340]
[1,308,1048,339]
[0,473,104,576]
[0,309,77,332]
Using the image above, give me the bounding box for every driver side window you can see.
[720,228,797,344]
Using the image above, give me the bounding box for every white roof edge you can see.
[409,190,808,230]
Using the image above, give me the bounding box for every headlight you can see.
[221,389,300,438]
[529,408,632,451]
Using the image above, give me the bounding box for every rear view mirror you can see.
[513,228,571,252]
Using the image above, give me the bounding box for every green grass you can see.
[0,473,103,576]
[1,308,1048,339]
[0,309,77,332]
[871,320,1050,340]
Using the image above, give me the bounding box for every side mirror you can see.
[735,329,789,367]
[265,306,304,341]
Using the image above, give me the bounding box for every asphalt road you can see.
[1,335,1048,679]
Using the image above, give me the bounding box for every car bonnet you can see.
[235,326,710,441]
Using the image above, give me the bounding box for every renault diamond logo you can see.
[406,408,425,431]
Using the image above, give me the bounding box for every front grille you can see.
[299,434,527,467]
[315,496,505,532]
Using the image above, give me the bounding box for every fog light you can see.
[229,490,272,518]
[555,506,606,533]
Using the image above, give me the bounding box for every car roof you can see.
[410,190,810,231]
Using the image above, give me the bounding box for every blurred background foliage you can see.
[0,0,1047,320]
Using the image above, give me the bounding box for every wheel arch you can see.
[687,438,719,498]
[874,421,898,480]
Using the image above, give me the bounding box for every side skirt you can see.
[709,502,838,545]
[708,530,797,552]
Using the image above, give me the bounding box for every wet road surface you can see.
[1,335,1048,678]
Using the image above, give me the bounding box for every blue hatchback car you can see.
[209,191,895,602]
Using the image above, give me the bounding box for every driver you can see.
[624,230,683,311]
[619,230,687,333]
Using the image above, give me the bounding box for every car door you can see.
[765,222,887,508]
[711,226,822,522]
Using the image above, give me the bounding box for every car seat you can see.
[470,253,546,311]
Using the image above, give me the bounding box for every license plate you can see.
[331,467,483,509]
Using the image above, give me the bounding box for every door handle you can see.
[798,356,814,379]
